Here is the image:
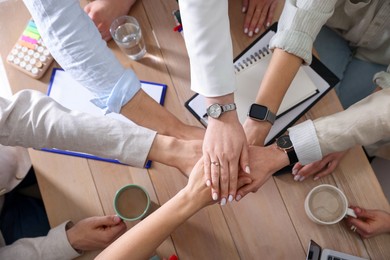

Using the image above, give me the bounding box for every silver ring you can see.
[350,225,357,232]
[211,161,220,167]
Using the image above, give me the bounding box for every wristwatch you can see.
[247,104,276,125]
[206,103,236,119]
[275,135,298,165]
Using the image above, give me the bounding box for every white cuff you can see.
[288,120,322,165]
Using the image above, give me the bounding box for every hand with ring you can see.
[345,206,390,239]
[203,101,250,206]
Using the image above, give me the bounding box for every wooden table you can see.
[1,0,389,259]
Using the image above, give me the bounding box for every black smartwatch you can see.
[247,103,276,124]
[275,135,298,165]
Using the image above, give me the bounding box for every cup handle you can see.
[346,207,357,218]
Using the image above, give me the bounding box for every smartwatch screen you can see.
[248,104,267,120]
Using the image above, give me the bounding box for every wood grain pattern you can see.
[1,0,388,259]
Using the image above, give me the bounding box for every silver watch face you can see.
[207,104,222,118]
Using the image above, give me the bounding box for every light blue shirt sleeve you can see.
[23,0,140,113]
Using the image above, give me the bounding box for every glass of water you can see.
[110,16,146,60]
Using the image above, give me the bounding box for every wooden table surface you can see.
[1,0,389,259]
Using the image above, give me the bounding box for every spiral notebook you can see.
[42,68,167,168]
[185,23,339,145]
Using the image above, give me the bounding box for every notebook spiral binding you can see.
[234,44,270,74]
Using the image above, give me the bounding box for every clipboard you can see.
[41,68,167,168]
[185,23,339,145]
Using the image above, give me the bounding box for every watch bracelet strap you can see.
[266,110,276,124]
[221,103,236,113]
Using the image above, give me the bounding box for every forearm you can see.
[0,90,155,168]
[247,49,302,145]
[23,0,140,113]
[120,89,204,139]
[96,190,204,260]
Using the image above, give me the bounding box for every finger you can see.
[313,163,336,181]
[210,157,220,201]
[84,4,91,13]
[243,4,255,35]
[242,0,249,13]
[219,157,229,205]
[292,162,304,175]
[354,207,375,219]
[235,181,258,201]
[348,217,370,235]
[239,144,250,174]
[248,8,263,36]
[237,175,252,189]
[228,159,239,203]
[264,0,278,28]
[203,155,212,188]
[253,4,269,35]
[92,215,123,228]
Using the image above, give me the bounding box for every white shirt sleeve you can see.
[22,0,140,113]
[288,120,322,165]
[0,90,156,168]
[180,0,236,97]
[0,222,80,260]
[269,0,336,64]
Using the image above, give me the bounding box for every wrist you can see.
[266,143,290,171]
[65,222,83,253]
[244,118,272,146]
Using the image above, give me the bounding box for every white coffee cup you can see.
[304,184,357,225]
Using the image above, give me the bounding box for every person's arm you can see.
[84,0,137,41]
[180,0,250,204]
[290,88,390,163]
[0,216,126,260]
[287,88,390,181]
[0,90,201,174]
[244,0,337,145]
[96,159,214,260]
[23,0,203,140]
[236,88,390,199]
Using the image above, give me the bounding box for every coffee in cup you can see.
[304,184,356,225]
[114,184,151,221]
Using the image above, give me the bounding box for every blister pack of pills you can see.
[6,19,54,79]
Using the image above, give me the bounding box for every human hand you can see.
[291,151,347,182]
[236,144,289,201]
[203,112,250,205]
[346,206,390,239]
[241,0,279,37]
[66,215,127,251]
[84,0,136,41]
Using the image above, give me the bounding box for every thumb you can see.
[93,215,123,227]
[240,144,250,174]
[354,207,375,219]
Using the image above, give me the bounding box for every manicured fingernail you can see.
[245,166,251,174]
[236,194,242,201]
[221,197,227,206]
[294,175,301,181]
[313,176,319,181]
[212,192,218,201]
[206,180,211,187]
[266,22,270,28]
[292,169,298,175]
[228,194,234,202]
[248,31,253,37]
[254,27,260,34]
[242,7,246,13]
[299,176,305,182]
[244,28,248,34]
